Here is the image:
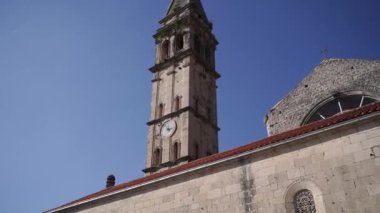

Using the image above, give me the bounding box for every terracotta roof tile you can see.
[48,101,380,212]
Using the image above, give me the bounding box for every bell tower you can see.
[143,0,220,174]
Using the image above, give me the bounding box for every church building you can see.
[47,0,380,212]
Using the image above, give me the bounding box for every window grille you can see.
[294,190,316,213]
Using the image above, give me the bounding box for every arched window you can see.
[294,190,316,213]
[175,96,181,111]
[205,47,211,63]
[153,148,162,166]
[285,181,325,213]
[158,103,164,118]
[172,142,180,161]
[194,34,201,54]
[195,98,199,113]
[207,107,211,121]
[303,94,378,125]
[194,144,199,159]
[175,34,184,51]
[161,40,170,59]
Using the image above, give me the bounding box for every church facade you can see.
[47,0,380,212]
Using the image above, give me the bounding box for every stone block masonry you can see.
[59,113,380,213]
[265,59,380,136]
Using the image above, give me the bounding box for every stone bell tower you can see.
[143,0,220,174]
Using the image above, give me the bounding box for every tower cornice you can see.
[149,48,221,79]
[146,106,220,131]
[154,12,217,45]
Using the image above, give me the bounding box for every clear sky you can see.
[1,0,379,212]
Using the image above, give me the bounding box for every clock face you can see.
[160,119,177,138]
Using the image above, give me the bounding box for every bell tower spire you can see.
[166,0,209,22]
[143,0,219,174]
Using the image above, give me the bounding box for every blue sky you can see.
[0,0,379,212]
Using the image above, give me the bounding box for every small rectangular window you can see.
[158,103,164,118]
[175,96,181,111]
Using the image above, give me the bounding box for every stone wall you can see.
[63,114,380,213]
[265,59,380,136]
[146,58,191,170]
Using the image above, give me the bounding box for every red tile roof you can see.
[48,101,380,212]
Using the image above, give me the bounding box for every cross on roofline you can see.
[321,48,328,59]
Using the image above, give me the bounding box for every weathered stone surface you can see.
[60,116,380,213]
[265,59,380,136]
